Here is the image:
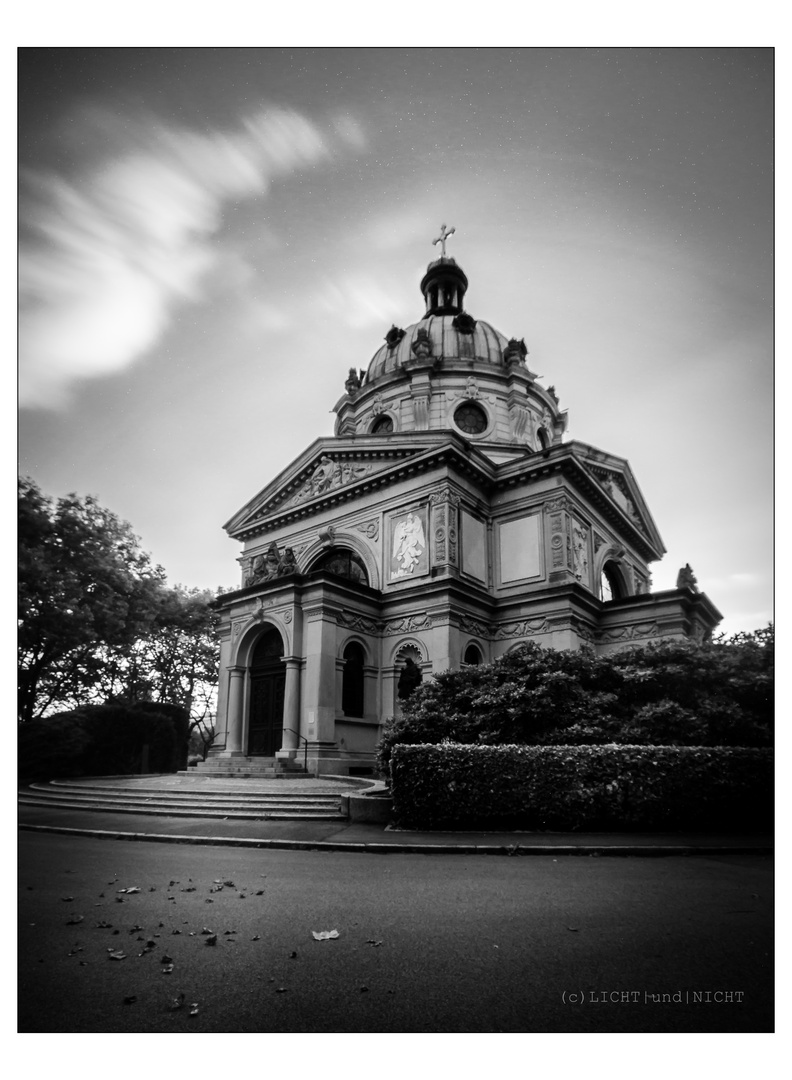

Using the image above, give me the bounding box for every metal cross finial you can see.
[432,223,455,257]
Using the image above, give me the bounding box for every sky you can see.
[17,46,774,637]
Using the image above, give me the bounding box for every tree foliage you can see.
[18,478,220,738]
[18,478,169,722]
[378,628,774,774]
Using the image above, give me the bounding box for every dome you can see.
[365,314,510,383]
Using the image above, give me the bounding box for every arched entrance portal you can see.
[248,628,285,756]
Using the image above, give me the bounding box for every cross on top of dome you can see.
[432,223,455,258]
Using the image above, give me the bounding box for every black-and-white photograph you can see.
[18,41,774,1049]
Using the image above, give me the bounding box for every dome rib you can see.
[365,314,509,383]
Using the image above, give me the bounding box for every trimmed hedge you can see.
[389,743,773,832]
[18,703,183,780]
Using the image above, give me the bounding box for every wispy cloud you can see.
[315,275,407,330]
[20,107,363,408]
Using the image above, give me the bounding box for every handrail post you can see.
[282,727,310,775]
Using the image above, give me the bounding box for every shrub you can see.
[389,743,773,832]
[18,703,181,780]
[377,629,773,775]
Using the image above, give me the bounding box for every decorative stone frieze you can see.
[383,613,432,635]
[493,617,550,639]
[337,610,380,634]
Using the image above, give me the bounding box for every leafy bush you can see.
[389,743,773,832]
[378,629,773,774]
[18,703,181,780]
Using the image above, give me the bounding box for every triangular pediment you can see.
[224,434,467,538]
[572,443,664,552]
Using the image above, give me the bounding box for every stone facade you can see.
[210,250,721,774]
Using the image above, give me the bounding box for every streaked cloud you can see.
[315,275,406,329]
[19,107,364,408]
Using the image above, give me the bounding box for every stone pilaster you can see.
[429,485,460,570]
[544,495,576,584]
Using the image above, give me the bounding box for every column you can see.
[277,657,301,760]
[224,666,246,755]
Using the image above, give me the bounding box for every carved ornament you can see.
[493,618,550,639]
[337,610,380,635]
[384,613,433,635]
[385,325,406,349]
[289,457,374,508]
[353,518,380,541]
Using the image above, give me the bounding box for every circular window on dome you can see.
[371,415,394,434]
[454,402,488,435]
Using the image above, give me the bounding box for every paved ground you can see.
[19,801,773,856]
[18,830,773,1033]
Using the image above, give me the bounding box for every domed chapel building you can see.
[208,229,722,776]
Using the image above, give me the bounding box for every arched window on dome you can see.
[341,641,365,717]
[371,415,394,434]
[463,643,483,666]
[309,548,369,586]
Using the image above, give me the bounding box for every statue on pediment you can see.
[278,547,298,576]
[676,564,699,592]
[310,455,340,496]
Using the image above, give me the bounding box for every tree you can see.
[18,477,169,722]
[92,587,219,754]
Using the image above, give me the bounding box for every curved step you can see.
[19,780,347,821]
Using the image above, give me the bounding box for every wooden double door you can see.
[248,629,285,756]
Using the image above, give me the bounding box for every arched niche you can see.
[301,533,380,591]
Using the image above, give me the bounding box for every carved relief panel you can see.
[387,506,429,582]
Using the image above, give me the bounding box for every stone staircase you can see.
[188,755,306,778]
[18,776,349,821]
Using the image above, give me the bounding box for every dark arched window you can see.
[601,562,625,602]
[371,415,394,434]
[342,642,365,717]
[463,644,483,666]
[310,548,369,586]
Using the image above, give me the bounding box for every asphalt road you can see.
[18,832,773,1033]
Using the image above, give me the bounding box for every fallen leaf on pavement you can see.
[312,930,339,941]
[189,1003,199,1016]
[169,994,186,1011]
[204,935,218,946]
[107,950,127,961]
[66,915,84,925]
[123,996,137,1005]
